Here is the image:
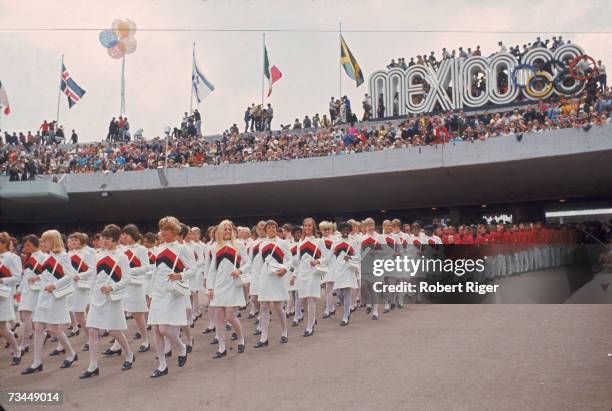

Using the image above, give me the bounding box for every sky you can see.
[0,0,610,142]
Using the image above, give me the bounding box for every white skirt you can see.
[67,287,90,312]
[148,287,188,326]
[18,287,39,312]
[124,283,148,313]
[257,268,289,302]
[189,269,205,291]
[86,299,127,330]
[297,263,322,299]
[333,265,359,290]
[0,292,16,322]
[249,272,259,296]
[32,293,71,325]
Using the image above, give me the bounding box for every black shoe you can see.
[280,335,288,344]
[291,319,300,327]
[67,329,80,338]
[254,319,259,325]
[121,354,135,371]
[150,367,168,378]
[79,367,99,379]
[202,327,215,334]
[390,303,396,310]
[383,309,390,314]
[178,353,187,367]
[236,312,241,318]
[212,350,226,359]
[253,329,261,336]
[340,319,350,326]
[230,332,238,341]
[82,344,89,352]
[237,344,245,353]
[22,364,43,375]
[43,333,51,346]
[247,313,256,319]
[225,324,232,331]
[365,307,372,314]
[133,332,142,340]
[165,350,172,358]
[146,325,152,331]
[322,312,330,319]
[11,356,21,366]
[303,329,314,337]
[372,314,379,320]
[49,348,65,356]
[350,307,356,313]
[60,354,78,369]
[254,340,268,348]
[210,337,219,345]
[100,331,109,338]
[21,346,29,355]
[101,348,121,356]
[138,344,150,353]
[186,344,193,354]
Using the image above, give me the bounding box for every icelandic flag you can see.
[60,64,86,108]
[192,53,215,104]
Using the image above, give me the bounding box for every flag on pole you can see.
[60,64,86,108]
[0,81,10,115]
[192,53,215,104]
[264,45,282,97]
[340,35,364,87]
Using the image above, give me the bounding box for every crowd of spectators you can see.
[1,85,610,179]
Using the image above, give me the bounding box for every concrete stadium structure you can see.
[1,124,611,225]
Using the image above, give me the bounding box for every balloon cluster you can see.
[99,19,138,59]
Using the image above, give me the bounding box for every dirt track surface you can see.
[1,304,611,411]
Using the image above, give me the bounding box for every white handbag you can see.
[0,284,11,299]
[74,257,91,290]
[53,282,75,299]
[168,246,191,297]
[28,280,42,291]
[130,274,145,285]
[348,258,361,272]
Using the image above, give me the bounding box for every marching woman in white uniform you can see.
[329,222,360,326]
[360,218,384,320]
[236,226,253,311]
[295,218,327,337]
[178,224,197,353]
[119,225,150,353]
[253,220,291,348]
[80,224,134,379]
[66,233,96,350]
[202,227,217,336]
[17,234,46,356]
[319,221,337,318]
[142,232,158,305]
[148,216,197,378]
[206,220,251,358]
[23,230,78,375]
[0,232,23,366]
[286,225,302,319]
[247,221,266,323]
[189,227,206,322]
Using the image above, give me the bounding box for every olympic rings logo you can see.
[511,54,596,99]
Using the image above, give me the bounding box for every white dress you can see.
[237,239,252,285]
[148,241,196,326]
[329,238,360,290]
[122,244,150,313]
[144,247,157,297]
[295,236,327,299]
[288,242,298,292]
[321,237,335,284]
[18,251,46,312]
[207,241,251,307]
[254,238,292,302]
[0,251,22,321]
[86,249,131,330]
[67,248,96,312]
[189,241,206,292]
[32,252,75,325]
[248,239,264,296]
[359,233,383,283]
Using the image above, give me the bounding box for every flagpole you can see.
[261,32,266,106]
[339,22,342,98]
[190,42,195,113]
[120,55,126,116]
[56,54,64,125]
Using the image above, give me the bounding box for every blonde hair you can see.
[319,221,333,231]
[159,216,181,235]
[302,217,319,237]
[41,230,65,253]
[215,220,237,247]
[391,219,402,227]
[363,217,376,227]
[0,232,10,249]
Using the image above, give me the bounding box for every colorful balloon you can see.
[107,43,125,59]
[118,36,137,54]
[99,29,118,49]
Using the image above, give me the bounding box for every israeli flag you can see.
[192,55,215,103]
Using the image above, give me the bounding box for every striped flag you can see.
[0,81,10,115]
[192,52,215,104]
[264,45,282,97]
[340,35,364,87]
[60,64,86,108]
